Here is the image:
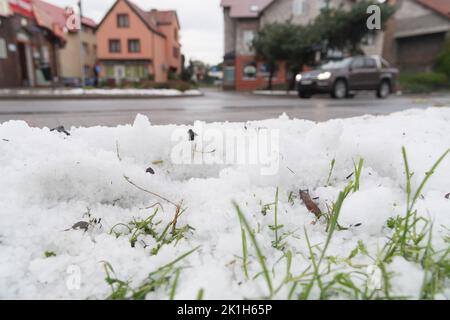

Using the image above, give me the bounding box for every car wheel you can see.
[377,80,391,99]
[332,79,348,99]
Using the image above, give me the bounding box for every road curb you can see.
[252,90,298,97]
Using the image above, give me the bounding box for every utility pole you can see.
[78,0,85,88]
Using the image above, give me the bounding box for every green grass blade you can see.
[169,268,181,300]
[234,202,273,296]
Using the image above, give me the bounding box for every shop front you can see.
[0,0,62,88]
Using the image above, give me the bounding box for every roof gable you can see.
[96,0,166,37]
[221,0,274,18]
[416,0,450,20]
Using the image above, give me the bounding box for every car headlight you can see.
[295,74,302,82]
[317,72,331,80]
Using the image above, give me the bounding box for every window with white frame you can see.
[292,0,306,16]
[318,0,329,10]
[243,30,255,51]
[0,38,6,59]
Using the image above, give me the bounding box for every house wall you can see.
[96,0,156,62]
[260,0,348,27]
[235,19,259,55]
[96,0,177,83]
[57,25,97,80]
[235,55,287,91]
[153,32,168,82]
[158,22,181,73]
[223,7,236,55]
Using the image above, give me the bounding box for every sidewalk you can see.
[0,88,203,100]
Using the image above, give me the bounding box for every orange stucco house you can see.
[96,0,181,83]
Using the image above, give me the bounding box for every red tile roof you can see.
[96,0,178,38]
[416,0,450,19]
[221,0,274,18]
[150,10,179,27]
[32,0,96,41]
[124,0,167,37]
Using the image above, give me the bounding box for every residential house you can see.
[0,0,63,87]
[221,0,394,91]
[390,0,450,72]
[96,0,182,84]
[32,0,97,86]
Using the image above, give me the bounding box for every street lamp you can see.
[78,0,85,88]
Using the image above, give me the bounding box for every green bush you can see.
[97,78,195,92]
[139,80,195,92]
[435,41,450,78]
[399,72,449,93]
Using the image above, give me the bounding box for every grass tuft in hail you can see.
[231,148,449,300]
[110,208,195,255]
[381,147,450,299]
[103,246,199,300]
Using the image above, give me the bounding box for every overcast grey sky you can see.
[47,0,224,65]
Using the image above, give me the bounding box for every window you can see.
[84,65,90,77]
[243,30,255,51]
[0,38,6,59]
[109,39,121,53]
[351,57,365,69]
[363,32,376,46]
[173,46,179,58]
[41,46,49,63]
[128,39,140,53]
[125,65,147,79]
[259,63,279,80]
[243,62,257,80]
[82,42,89,55]
[105,65,115,78]
[364,57,378,69]
[293,0,306,16]
[223,66,235,84]
[117,14,129,28]
[318,0,329,10]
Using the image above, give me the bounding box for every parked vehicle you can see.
[295,56,399,99]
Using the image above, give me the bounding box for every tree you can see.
[252,22,299,90]
[313,1,395,54]
[435,40,450,79]
[180,55,194,82]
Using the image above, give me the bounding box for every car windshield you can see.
[320,58,352,70]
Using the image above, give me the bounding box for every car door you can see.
[362,57,380,89]
[347,57,366,90]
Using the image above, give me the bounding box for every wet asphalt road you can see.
[0,88,449,128]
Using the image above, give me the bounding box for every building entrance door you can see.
[114,65,125,85]
[17,42,34,87]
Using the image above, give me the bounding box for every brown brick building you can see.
[0,0,63,87]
